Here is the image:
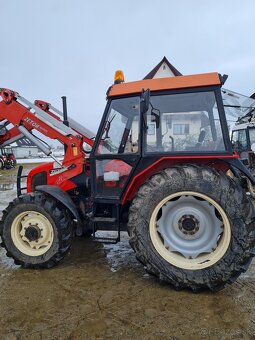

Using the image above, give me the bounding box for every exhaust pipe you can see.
[61,96,69,127]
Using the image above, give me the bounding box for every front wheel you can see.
[0,193,72,268]
[128,165,255,291]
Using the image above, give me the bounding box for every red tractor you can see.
[0,147,16,169]
[0,72,255,291]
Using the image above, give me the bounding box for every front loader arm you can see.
[0,88,85,167]
[34,100,95,147]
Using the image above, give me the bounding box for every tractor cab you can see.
[223,89,255,171]
[231,124,255,171]
[91,72,233,202]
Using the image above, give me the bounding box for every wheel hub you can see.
[178,215,199,235]
[24,225,41,242]
[156,195,223,258]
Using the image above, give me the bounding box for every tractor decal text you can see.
[23,117,48,133]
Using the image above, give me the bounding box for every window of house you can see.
[165,115,172,129]
[173,124,189,135]
[147,123,156,135]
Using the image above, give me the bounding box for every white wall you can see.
[153,62,176,78]
[13,147,38,159]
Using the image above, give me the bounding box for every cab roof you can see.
[108,72,221,98]
[232,123,255,131]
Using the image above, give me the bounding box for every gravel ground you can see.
[0,165,254,340]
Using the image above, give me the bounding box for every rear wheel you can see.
[150,191,231,270]
[0,193,72,268]
[128,165,255,291]
[0,158,4,169]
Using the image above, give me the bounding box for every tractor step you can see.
[92,234,120,244]
[92,206,120,243]
[91,217,117,223]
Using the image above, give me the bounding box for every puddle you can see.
[0,182,16,191]
[103,233,140,272]
[0,164,254,339]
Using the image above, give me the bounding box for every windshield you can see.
[222,88,255,128]
[96,97,140,155]
[145,91,226,153]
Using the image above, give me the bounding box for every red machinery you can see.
[0,146,16,169]
[0,88,94,189]
[0,72,255,292]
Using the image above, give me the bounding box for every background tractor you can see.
[0,146,16,169]
[222,89,255,174]
[0,71,255,291]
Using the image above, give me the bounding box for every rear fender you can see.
[121,156,243,204]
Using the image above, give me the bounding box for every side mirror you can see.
[151,108,160,129]
[140,89,150,114]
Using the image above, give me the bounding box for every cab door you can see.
[90,96,141,200]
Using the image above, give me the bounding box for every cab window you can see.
[145,91,226,153]
[96,97,140,155]
[232,129,248,153]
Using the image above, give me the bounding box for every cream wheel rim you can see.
[149,191,231,270]
[11,211,54,256]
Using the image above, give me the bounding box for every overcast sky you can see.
[1,0,255,134]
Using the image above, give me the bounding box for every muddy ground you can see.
[0,165,254,340]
